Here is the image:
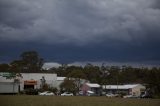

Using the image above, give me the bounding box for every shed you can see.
[81,83,101,96]
[103,84,146,96]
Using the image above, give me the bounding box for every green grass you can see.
[0,95,160,106]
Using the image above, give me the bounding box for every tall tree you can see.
[20,51,44,72]
[10,60,24,73]
[67,69,86,93]
[60,78,76,93]
[0,63,10,72]
[84,63,101,83]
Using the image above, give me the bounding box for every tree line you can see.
[0,51,160,97]
[51,64,160,96]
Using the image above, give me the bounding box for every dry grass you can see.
[0,95,160,106]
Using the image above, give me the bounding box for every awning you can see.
[24,80,37,85]
[87,90,94,94]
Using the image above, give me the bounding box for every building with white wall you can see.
[102,84,146,96]
[0,72,57,93]
[0,72,19,93]
[20,73,57,91]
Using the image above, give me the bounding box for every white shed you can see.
[103,84,146,96]
[20,73,57,91]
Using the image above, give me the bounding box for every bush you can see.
[48,87,58,95]
[24,89,39,95]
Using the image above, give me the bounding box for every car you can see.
[86,90,95,96]
[61,92,74,96]
[123,95,139,98]
[106,93,118,98]
[39,91,54,96]
[140,94,152,98]
[78,90,83,96]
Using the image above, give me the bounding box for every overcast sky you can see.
[0,0,160,66]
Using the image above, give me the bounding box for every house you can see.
[102,84,146,96]
[81,83,101,96]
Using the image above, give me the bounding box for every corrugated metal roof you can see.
[57,77,66,81]
[86,83,100,88]
[103,84,144,89]
[87,90,94,93]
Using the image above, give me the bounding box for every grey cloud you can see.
[153,0,160,9]
[0,0,160,45]
[0,0,40,28]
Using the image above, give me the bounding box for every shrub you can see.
[24,89,39,95]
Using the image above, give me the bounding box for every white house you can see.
[103,84,146,96]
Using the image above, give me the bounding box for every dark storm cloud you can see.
[153,0,160,9]
[0,0,160,44]
[0,0,160,64]
[0,0,39,28]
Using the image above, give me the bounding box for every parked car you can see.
[140,94,152,98]
[39,91,54,96]
[123,95,139,98]
[87,90,95,96]
[61,92,74,96]
[78,91,83,96]
[106,93,118,97]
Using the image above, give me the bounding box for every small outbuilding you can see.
[81,83,101,96]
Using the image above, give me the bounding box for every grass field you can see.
[0,95,160,106]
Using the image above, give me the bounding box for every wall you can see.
[0,82,18,93]
[131,85,146,96]
[20,73,57,91]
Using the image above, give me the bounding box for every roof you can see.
[87,90,94,94]
[57,77,66,81]
[86,83,100,88]
[103,84,145,89]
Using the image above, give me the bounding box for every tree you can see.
[67,69,86,93]
[10,60,24,73]
[49,87,58,95]
[0,63,10,72]
[40,76,46,90]
[20,51,44,72]
[60,78,76,93]
[83,63,101,83]
[146,67,160,96]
